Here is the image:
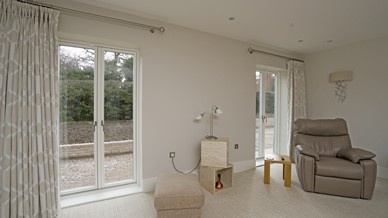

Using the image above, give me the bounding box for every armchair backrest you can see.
[293,118,352,157]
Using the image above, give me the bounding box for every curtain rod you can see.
[248,47,304,63]
[16,0,166,33]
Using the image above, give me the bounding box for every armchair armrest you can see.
[295,149,316,192]
[360,159,377,199]
[296,144,320,161]
[337,148,376,163]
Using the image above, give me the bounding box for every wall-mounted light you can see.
[329,71,353,103]
[195,105,223,140]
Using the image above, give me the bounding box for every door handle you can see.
[94,120,104,131]
[100,120,105,132]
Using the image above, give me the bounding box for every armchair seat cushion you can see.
[316,157,364,179]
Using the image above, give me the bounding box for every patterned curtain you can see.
[0,0,60,217]
[287,60,306,162]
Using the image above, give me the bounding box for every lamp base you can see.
[205,135,218,140]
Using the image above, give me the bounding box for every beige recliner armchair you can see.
[293,118,377,199]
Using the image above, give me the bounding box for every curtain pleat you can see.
[0,0,60,217]
[287,60,307,162]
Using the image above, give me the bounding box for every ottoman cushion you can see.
[154,173,204,210]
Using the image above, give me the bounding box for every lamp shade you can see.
[329,71,353,83]
[215,108,222,114]
[195,114,204,120]
[195,105,223,140]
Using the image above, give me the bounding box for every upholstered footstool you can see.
[154,173,205,218]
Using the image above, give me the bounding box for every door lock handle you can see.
[94,121,104,131]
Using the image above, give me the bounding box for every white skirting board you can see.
[141,177,158,193]
[231,159,256,173]
[378,166,388,180]
[141,159,256,192]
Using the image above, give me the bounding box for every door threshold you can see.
[256,158,264,167]
[60,184,142,208]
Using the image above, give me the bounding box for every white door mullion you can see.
[132,50,138,185]
[273,74,280,154]
[96,47,105,188]
[93,45,99,190]
[259,73,266,157]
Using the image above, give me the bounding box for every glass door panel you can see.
[103,50,135,185]
[59,45,96,192]
[264,73,276,155]
[255,71,277,159]
[255,71,262,159]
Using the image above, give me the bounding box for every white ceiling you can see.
[69,0,388,55]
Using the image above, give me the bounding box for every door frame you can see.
[58,41,139,195]
[255,69,280,159]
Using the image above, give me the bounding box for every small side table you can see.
[263,154,291,187]
[200,163,233,194]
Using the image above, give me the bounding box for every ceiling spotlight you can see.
[159,27,166,33]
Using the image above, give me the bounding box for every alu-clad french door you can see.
[59,44,137,194]
[255,71,278,159]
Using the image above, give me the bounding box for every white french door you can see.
[59,44,137,194]
[255,71,278,159]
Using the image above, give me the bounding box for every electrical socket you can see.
[169,152,175,158]
[235,144,239,149]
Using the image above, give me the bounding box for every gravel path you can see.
[59,120,134,191]
[60,153,134,191]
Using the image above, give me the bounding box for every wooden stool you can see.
[263,154,291,187]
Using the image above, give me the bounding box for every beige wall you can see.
[304,36,388,178]
[44,0,297,183]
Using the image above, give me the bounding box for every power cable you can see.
[171,157,201,174]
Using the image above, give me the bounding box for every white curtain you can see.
[287,60,307,161]
[0,0,60,217]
